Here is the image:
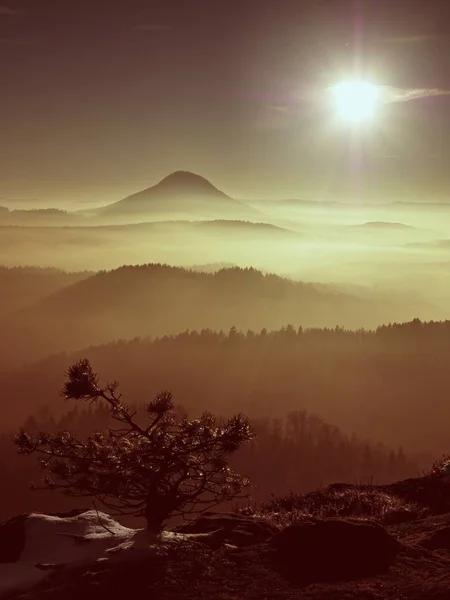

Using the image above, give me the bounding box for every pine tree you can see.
[15,359,254,532]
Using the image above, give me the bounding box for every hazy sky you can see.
[1,0,450,203]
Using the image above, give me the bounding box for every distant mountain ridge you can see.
[0,266,90,316]
[352,221,415,229]
[0,264,381,369]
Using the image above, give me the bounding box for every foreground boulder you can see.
[0,510,136,598]
[271,518,400,584]
[418,525,450,551]
[0,515,28,563]
[173,512,278,546]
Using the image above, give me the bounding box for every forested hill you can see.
[0,264,436,369]
[1,320,449,456]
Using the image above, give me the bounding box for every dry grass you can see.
[427,454,450,478]
[239,486,428,529]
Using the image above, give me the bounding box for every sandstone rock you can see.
[0,514,28,563]
[173,512,277,547]
[271,518,400,583]
[419,525,450,550]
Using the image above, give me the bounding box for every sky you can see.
[1,0,450,204]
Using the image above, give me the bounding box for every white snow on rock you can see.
[0,510,143,598]
[0,510,225,598]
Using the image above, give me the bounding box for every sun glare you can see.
[329,81,381,123]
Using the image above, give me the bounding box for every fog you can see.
[1,194,450,318]
[1,172,450,519]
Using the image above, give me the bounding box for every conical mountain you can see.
[147,171,230,198]
[100,171,260,218]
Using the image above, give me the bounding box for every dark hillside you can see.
[0,265,379,367]
[1,321,449,454]
[0,266,90,316]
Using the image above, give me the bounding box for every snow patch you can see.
[0,510,225,598]
[0,511,136,598]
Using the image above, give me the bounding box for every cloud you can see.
[380,34,438,44]
[0,5,20,16]
[268,83,450,129]
[381,87,450,103]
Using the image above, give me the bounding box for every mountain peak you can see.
[160,170,208,183]
[154,171,229,197]
[98,170,260,217]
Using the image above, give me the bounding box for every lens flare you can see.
[329,81,381,123]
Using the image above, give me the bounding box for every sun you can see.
[329,81,381,123]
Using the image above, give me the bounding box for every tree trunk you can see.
[144,505,164,532]
[144,493,171,532]
[145,491,185,532]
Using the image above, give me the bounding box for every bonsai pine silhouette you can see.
[15,359,254,532]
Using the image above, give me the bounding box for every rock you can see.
[0,510,137,598]
[173,513,278,547]
[34,563,66,571]
[271,518,400,583]
[419,525,450,550]
[385,475,450,514]
[383,508,422,525]
[0,509,92,565]
[177,528,228,549]
[0,514,28,563]
[49,509,91,519]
